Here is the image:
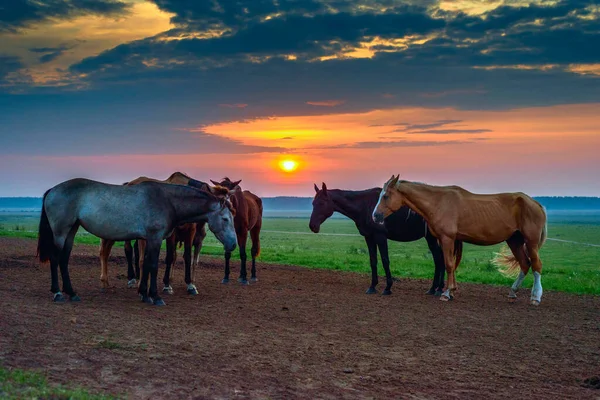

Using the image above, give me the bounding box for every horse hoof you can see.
[187,288,198,296]
[140,295,153,305]
[382,289,392,296]
[221,279,229,284]
[434,290,444,297]
[440,294,453,302]
[127,279,137,288]
[162,286,174,295]
[425,289,436,295]
[508,296,517,303]
[365,287,377,295]
[238,278,249,286]
[70,295,81,302]
[530,299,540,306]
[250,277,258,283]
[53,293,66,303]
[153,298,166,306]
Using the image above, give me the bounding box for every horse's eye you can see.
[222,217,228,222]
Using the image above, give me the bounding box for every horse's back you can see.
[243,190,263,230]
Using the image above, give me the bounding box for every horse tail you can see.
[494,246,521,277]
[37,189,56,263]
[495,203,548,277]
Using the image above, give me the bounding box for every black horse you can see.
[309,182,445,295]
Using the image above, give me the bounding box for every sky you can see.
[0,0,599,197]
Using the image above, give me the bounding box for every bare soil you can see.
[0,237,599,399]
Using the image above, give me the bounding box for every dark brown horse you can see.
[211,178,263,284]
[309,183,445,295]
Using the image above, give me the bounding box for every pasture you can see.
[0,211,599,398]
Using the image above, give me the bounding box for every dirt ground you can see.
[0,237,599,399]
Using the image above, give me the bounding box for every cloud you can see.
[218,103,248,108]
[0,0,131,33]
[29,44,74,64]
[0,55,23,81]
[306,100,345,107]
[391,119,463,131]
[406,129,493,134]
[317,139,483,149]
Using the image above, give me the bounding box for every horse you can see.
[373,175,547,305]
[309,183,445,295]
[100,172,213,295]
[210,178,263,284]
[37,178,237,306]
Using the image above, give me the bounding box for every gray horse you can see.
[37,178,237,306]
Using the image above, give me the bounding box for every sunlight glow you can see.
[279,159,299,173]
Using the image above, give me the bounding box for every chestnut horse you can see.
[309,183,445,295]
[100,172,218,295]
[373,175,547,305]
[210,178,263,284]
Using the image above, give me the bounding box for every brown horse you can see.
[373,175,547,305]
[99,172,220,295]
[210,178,263,284]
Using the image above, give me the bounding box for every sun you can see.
[279,159,298,173]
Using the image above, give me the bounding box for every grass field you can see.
[0,367,116,399]
[1,211,599,295]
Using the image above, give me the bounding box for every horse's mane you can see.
[168,171,191,180]
[211,184,229,197]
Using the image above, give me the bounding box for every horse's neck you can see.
[397,183,439,223]
[168,187,212,224]
[329,190,362,221]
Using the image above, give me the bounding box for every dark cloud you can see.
[0,55,23,81]
[29,44,74,63]
[0,0,131,33]
[391,119,463,131]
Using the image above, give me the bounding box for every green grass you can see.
[0,367,118,399]
[2,212,599,295]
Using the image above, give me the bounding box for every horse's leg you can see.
[134,240,140,280]
[506,234,530,301]
[99,238,115,290]
[192,222,206,289]
[146,240,165,306]
[222,250,232,284]
[183,230,197,295]
[365,236,378,294]
[137,239,147,288]
[163,233,176,295]
[50,250,64,303]
[377,236,393,295]
[425,231,445,296]
[124,240,137,288]
[526,241,543,306]
[237,231,249,285]
[440,236,457,301]
[249,224,261,283]
[138,241,152,304]
[58,224,80,302]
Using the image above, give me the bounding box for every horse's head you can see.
[373,174,403,224]
[210,177,242,191]
[207,195,238,252]
[309,182,334,233]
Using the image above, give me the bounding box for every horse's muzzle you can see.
[372,211,384,224]
[309,223,320,233]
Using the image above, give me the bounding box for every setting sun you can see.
[279,159,299,173]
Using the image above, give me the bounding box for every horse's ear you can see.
[232,179,242,187]
[210,179,220,186]
[391,175,400,186]
[314,183,319,193]
[322,182,328,193]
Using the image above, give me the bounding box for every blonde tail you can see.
[494,246,521,277]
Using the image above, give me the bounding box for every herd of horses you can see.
[37,172,548,306]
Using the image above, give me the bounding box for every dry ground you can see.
[0,237,599,399]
